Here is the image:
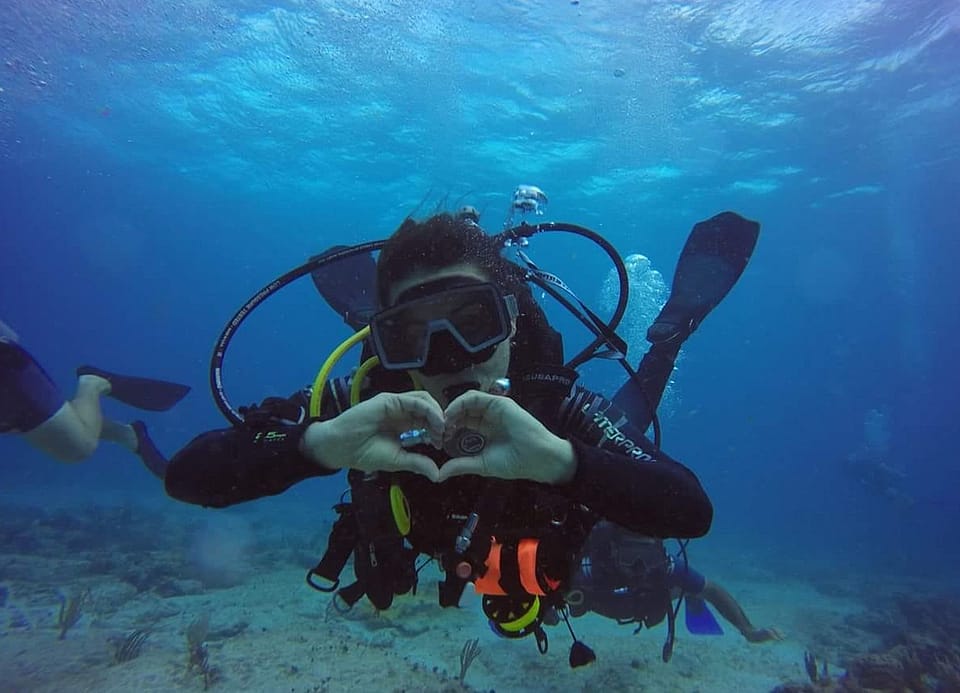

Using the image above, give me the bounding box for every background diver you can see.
[0,317,189,475]
[162,201,759,665]
[840,408,913,508]
[563,520,783,655]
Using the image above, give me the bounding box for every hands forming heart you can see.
[301,390,576,485]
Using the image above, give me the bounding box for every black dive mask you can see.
[371,280,517,373]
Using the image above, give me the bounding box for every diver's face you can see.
[387,264,514,407]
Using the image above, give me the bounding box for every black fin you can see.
[76,366,191,411]
[310,246,378,330]
[647,211,760,345]
[131,420,168,480]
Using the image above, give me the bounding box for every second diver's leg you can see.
[73,376,169,479]
[122,420,170,480]
[613,341,681,434]
[68,373,112,440]
[91,417,169,480]
[20,374,109,462]
[100,417,137,451]
[701,580,783,643]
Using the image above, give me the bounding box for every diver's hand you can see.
[437,391,576,484]
[300,391,444,481]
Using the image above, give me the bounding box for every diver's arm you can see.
[164,390,340,508]
[554,387,712,538]
[164,423,338,508]
[559,440,712,538]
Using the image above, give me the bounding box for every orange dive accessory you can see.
[471,537,564,597]
[466,531,595,668]
[470,535,569,656]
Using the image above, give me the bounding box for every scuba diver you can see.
[455,204,481,225]
[503,184,548,228]
[564,521,782,658]
[0,317,189,475]
[840,409,913,509]
[163,194,759,666]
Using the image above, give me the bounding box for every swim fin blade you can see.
[76,366,191,411]
[309,245,378,330]
[685,596,724,635]
[131,420,168,480]
[647,211,760,345]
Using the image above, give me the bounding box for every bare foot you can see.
[77,373,112,396]
[745,627,784,643]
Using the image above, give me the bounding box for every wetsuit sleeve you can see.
[554,387,712,538]
[164,423,337,508]
[164,390,339,508]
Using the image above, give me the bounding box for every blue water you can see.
[2,0,958,597]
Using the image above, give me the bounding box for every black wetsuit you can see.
[165,363,712,543]
[0,339,66,434]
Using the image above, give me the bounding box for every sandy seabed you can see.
[0,503,955,693]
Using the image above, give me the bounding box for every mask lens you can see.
[373,313,430,366]
[371,283,514,370]
[418,333,497,376]
[447,294,501,346]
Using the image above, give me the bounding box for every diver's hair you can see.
[376,213,525,307]
[376,213,564,367]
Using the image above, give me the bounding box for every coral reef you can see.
[774,594,960,692]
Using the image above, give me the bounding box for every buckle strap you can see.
[305,503,357,592]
